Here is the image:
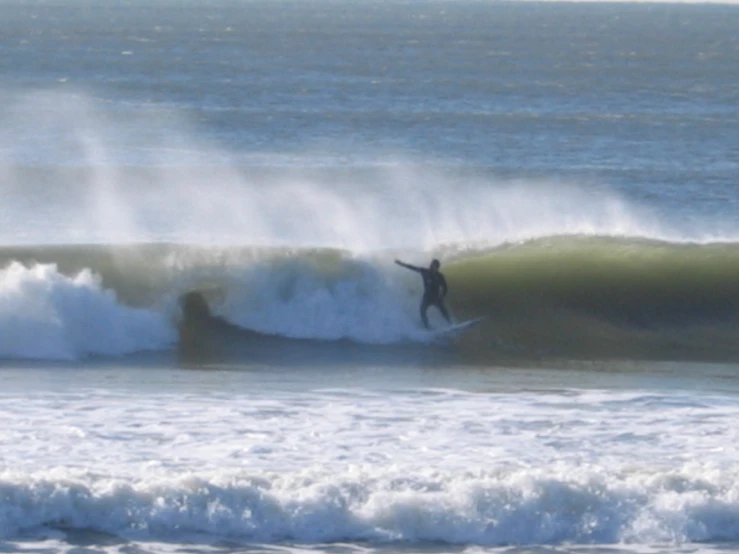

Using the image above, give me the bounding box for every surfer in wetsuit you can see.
[395,258,451,329]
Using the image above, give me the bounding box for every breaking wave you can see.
[3,237,739,363]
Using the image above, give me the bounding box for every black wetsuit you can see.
[396,261,451,328]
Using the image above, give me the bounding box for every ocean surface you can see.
[2,0,739,553]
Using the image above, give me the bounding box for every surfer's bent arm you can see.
[394,259,423,273]
[439,274,448,298]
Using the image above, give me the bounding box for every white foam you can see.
[3,378,739,547]
[0,262,176,360]
[214,256,438,343]
[2,440,739,545]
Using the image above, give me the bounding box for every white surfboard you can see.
[430,316,487,339]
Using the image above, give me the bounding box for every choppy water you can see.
[1,1,739,553]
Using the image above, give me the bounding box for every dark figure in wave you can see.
[395,258,452,329]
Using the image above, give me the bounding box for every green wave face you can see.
[445,237,739,361]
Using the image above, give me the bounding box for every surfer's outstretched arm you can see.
[394,259,423,273]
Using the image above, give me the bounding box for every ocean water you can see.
[2,0,739,553]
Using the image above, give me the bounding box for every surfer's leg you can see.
[420,300,430,329]
[437,301,452,324]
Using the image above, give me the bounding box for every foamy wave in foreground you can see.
[2,464,739,545]
[0,262,175,360]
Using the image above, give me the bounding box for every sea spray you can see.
[0,90,688,249]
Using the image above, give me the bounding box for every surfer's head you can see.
[430,259,441,271]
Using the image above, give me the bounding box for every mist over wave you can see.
[3,89,733,250]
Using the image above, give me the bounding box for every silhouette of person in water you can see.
[395,258,452,329]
